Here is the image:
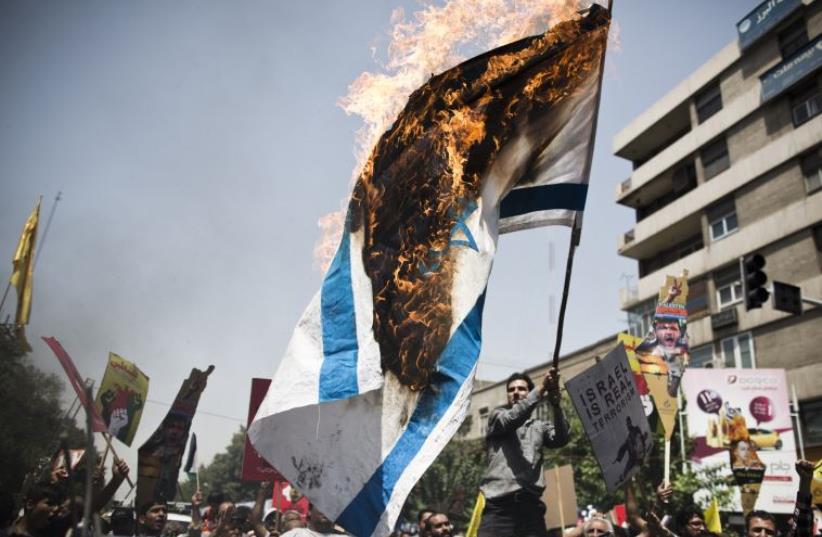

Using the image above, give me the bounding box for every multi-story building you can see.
[615,0,822,460]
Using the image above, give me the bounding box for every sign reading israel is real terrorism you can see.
[567,343,652,492]
[249,5,612,536]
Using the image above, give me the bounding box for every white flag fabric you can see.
[249,7,609,536]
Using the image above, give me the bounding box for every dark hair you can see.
[0,490,16,526]
[418,507,435,522]
[23,481,65,507]
[207,491,227,506]
[506,372,534,391]
[111,507,136,536]
[745,510,776,531]
[674,505,704,535]
[424,513,448,531]
[138,501,168,516]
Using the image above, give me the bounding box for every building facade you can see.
[615,0,822,459]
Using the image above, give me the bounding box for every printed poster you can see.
[634,271,690,439]
[682,368,797,513]
[567,344,652,491]
[95,352,150,446]
[137,365,213,508]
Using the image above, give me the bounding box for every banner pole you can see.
[98,441,111,469]
[102,432,135,488]
[33,191,62,267]
[83,386,96,536]
[551,5,611,369]
[664,439,671,485]
[551,221,579,369]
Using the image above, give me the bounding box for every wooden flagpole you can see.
[551,1,612,369]
[102,432,135,489]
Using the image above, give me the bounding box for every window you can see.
[479,407,489,436]
[800,146,822,193]
[721,332,755,368]
[714,264,743,309]
[707,199,738,241]
[778,19,808,59]
[695,82,723,123]
[689,345,715,368]
[800,398,822,446]
[791,85,821,127]
[627,299,656,338]
[687,279,709,317]
[701,137,730,180]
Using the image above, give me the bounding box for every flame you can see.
[315,1,610,389]
[314,0,600,272]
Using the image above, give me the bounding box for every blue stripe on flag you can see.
[319,227,359,402]
[499,183,588,219]
[336,292,486,536]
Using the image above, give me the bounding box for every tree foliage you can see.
[403,420,486,529]
[0,326,85,492]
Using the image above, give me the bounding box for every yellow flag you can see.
[811,459,822,508]
[704,497,722,534]
[465,491,485,537]
[9,199,41,327]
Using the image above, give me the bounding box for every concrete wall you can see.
[735,160,807,228]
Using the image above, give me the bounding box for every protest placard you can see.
[95,352,149,446]
[543,464,577,530]
[137,366,213,507]
[567,344,652,491]
[242,378,284,481]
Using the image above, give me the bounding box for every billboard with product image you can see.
[682,368,797,513]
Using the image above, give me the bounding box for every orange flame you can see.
[314,0,600,272]
[313,1,610,389]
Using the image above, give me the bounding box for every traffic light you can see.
[772,281,802,315]
[741,253,769,310]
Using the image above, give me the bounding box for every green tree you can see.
[179,427,258,502]
[403,425,485,529]
[0,325,85,492]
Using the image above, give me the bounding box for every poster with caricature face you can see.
[630,271,690,439]
[682,368,797,513]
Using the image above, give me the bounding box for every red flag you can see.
[242,378,284,481]
[42,336,107,432]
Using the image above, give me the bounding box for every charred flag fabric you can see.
[136,366,212,509]
[94,352,149,446]
[249,7,610,537]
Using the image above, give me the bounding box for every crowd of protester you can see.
[0,370,818,537]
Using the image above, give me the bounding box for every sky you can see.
[0,0,759,486]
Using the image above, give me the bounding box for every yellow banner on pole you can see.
[704,497,722,534]
[9,199,41,349]
[94,352,150,446]
[465,491,485,537]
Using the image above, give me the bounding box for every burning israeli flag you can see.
[249,5,610,536]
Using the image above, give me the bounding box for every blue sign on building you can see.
[737,0,803,51]
[761,34,822,102]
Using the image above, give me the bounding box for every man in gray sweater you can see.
[477,368,570,537]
